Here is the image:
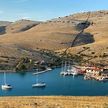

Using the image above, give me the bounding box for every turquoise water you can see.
[0,68,108,96]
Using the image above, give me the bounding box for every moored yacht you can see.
[1,84,12,90]
[1,72,12,90]
[60,61,68,76]
[46,67,52,71]
[32,82,46,87]
[32,69,46,88]
[70,66,78,76]
[98,76,108,82]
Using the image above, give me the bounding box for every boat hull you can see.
[32,83,46,88]
[1,85,12,90]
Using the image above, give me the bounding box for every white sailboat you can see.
[60,61,68,76]
[67,61,72,75]
[60,61,78,76]
[32,69,46,88]
[1,72,12,90]
[70,66,78,76]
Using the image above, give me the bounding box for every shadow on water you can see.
[1,88,13,96]
[16,71,27,77]
[32,86,46,90]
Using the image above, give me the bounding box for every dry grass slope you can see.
[6,19,41,33]
[0,96,108,108]
[0,10,108,64]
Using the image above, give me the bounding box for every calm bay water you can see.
[0,68,108,96]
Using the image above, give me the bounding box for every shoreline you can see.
[0,68,53,73]
[0,96,108,108]
[0,70,16,73]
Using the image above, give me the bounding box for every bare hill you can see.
[6,19,41,33]
[0,10,108,65]
[0,19,41,35]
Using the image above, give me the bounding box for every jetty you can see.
[33,68,52,75]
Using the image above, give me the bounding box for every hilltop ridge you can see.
[0,10,108,69]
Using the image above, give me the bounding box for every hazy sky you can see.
[0,0,108,21]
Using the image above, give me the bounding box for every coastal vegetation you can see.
[14,49,86,72]
[0,47,107,72]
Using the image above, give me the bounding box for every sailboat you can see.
[32,69,46,88]
[1,72,12,90]
[67,61,72,75]
[60,61,68,76]
[70,66,78,76]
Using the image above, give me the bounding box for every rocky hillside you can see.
[0,10,108,68]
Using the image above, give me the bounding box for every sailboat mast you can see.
[68,61,70,71]
[36,69,38,83]
[62,61,64,72]
[64,61,67,72]
[4,72,6,85]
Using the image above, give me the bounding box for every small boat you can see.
[1,84,12,90]
[32,82,46,87]
[71,72,78,76]
[70,67,78,76]
[46,67,52,71]
[98,77,108,82]
[84,75,91,80]
[60,71,68,76]
[32,69,46,88]
[1,72,12,90]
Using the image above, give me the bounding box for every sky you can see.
[0,0,108,21]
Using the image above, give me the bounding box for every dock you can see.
[33,68,52,75]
